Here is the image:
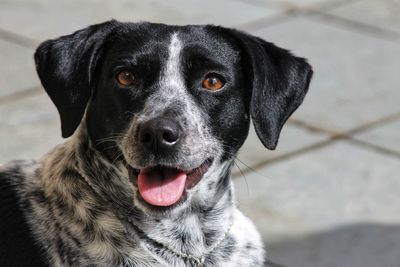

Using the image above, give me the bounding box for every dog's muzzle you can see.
[126,116,214,207]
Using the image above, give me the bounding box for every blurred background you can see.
[1,0,399,266]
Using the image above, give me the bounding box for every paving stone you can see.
[0,39,38,97]
[355,117,400,154]
[244,0,346,9]
[268,223,400,267]
[327,0,400,35]
[0,0,283,41]
[252,17,400,131]
[234,140,400,266]
[0,91,62,163]
[233,123,327,174]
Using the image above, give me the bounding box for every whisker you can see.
[234,156,274,180]
[102,144,119,152]
[233,160,249,196]
[200,146,274,180]
[111,151,124,166]
[94,135,125,146]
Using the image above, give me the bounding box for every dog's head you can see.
[35,20,312,212]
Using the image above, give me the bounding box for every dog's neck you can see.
[40,125,236,263]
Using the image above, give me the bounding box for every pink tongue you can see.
[138,167,187,206]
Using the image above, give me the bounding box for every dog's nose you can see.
[139,118,182,152]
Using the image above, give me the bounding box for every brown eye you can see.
[116,70,136,86]
[202,75,225,91]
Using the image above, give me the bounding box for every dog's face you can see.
[34,21,312,212]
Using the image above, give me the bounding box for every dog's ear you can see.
[34,20,119,138]
[229,30,313,150]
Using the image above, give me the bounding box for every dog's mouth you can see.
[128,158,212,207]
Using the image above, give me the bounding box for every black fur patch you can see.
[0,166,49,267]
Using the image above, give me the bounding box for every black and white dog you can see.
[0,20,312,267]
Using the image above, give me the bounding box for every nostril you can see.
[162,129,178,143]
[141,132,152,143]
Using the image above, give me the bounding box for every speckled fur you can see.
[1,121,264,266]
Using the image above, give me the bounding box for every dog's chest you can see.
[27,195,263,267]
[14,159,264,266]
[70,217,263,267]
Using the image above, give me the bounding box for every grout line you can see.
[233,138,336,178]
[309,0,362,10]
[346,111,400,135]
[233,0,288,9]
[237,0,359,11]
[288,110,400,139]
[347,138,400,160]
[233,111,400,178]
[306,11,400,44]
[0,86,43,104]
[264,258,286,267]
[237,0,360,32]
[287,118,344,137]
[232,129,400,180]
[234,0,297,10]
[238,10,296,32]
[0,27,39,48]
[239,0,400,45]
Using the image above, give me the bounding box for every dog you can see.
[0,20,312,267]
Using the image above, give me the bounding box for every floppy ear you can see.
[232,31,313,150]
[34,20,119,138]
